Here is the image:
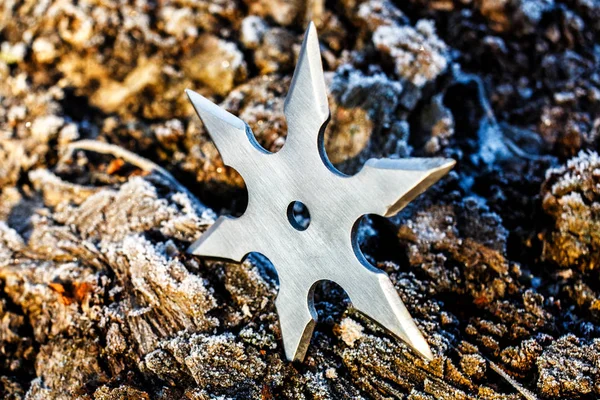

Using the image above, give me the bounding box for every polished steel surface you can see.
[186,23,455,362]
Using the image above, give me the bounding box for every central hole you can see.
[287,201,311,231]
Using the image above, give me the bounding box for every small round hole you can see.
[287,201,311,231]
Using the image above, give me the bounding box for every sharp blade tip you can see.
[421,157,456,176]
[443,157,457,170]
[184,88,197,99]
[429,157,456,169]
[186,240,201,255]
[185,88,208,107]
[417,344,435,362]
[431,158,456,176]
[186,89,246,131]
[301,21,320,53]
[286,21,328,119]
[404,332,434,361]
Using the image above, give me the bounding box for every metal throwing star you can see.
[186,23,455,362]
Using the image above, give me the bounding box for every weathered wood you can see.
[1,0,600,398]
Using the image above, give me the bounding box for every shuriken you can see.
[186,23,455,362]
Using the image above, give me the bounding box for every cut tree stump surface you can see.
[1,0,600,398]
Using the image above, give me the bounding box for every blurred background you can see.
[0,0,599,399]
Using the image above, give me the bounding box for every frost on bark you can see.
[2,0,600,398]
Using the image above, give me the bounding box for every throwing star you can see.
[186,23,455,362]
